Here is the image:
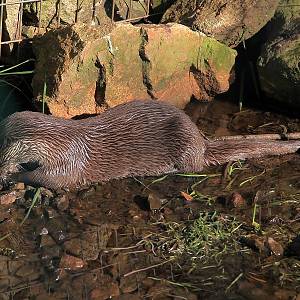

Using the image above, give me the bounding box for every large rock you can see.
[257,0,300,108]
[161,0,280,47]
[32,23,113,117]
[32,22,236,118]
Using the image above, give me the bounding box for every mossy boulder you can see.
[32,23,113,117]
[139,24,236,107]
[32,22,236,118]
[257,0,300,108]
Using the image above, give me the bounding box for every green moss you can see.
[104,24,146,100]
[195,37,237,72]
[145,29,198,91]
[280,41,300,68]
[145,25,236,91]
[109,25,142,79]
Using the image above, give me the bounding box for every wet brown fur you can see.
[0,100,299,189]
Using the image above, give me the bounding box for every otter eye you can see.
[19,161,40,172]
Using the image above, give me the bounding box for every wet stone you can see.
[230,192,247,209]
[63,238,83,257]
[238,280,272,300]
[274,289,297,300]
[59,254,85,271]
[63,232,101,261]
[40,227,49,235]
[54,268,69,281]
[239,235,269,255]
[146,283,171,299]
[267,237,284,257]
[0,208,10,223]
[15,263,39,279]
[44,207,58,219]
[41,244,61,260]
[147,192,163,211]
[128,209,146,222]
[0,191,17,205]
[40,234,57,248]
[56,194,69,211]
[90,282,120,299]
[142,278,155,289]
[0,258,9,277]
[14,182,25,190]
[162,207,174,216]
[46,218,67,243]
[180,191,194,202]
[120,275,138,293]
[70,271,103,295]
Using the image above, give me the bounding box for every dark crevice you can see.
[190,63,220,100]
[94,57,106,106]
[138,27,157,100]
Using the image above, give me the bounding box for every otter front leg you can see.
[0,161,38,187]
[11,169,45,188]
[7,161,53,188]
[12,168,80,190]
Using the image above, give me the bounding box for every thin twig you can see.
[123,258,174,277]
[20,188,41,226]
[225,272,243,293]
[0,232,12,243]
[213,132,300,141]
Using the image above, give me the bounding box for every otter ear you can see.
[19,161,40,172]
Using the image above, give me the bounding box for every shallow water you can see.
[0,98,299,300]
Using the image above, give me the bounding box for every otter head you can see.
[0,111,91,190]
[0,137,41,186]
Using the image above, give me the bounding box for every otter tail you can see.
[204,138,300,166]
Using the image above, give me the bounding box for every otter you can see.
[0,100,299,190]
